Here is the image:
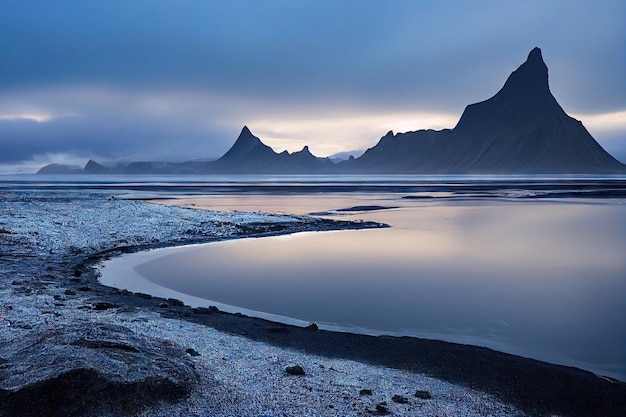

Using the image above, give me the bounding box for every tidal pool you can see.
[101,198,626,380]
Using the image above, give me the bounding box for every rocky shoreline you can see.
[1,190,625,417]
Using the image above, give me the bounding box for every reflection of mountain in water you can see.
[39,48,625,175]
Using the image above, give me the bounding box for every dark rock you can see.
[159,303,168,308]
[77,286,91,292]
[64,289,76,296]
[93,302,118,311]
[53,295,63,301]
[135,292,153,299]
[72,339,140,352]
[185,348,201,357]
[167,298,185,307]
[267,327,289,334]
[285,365,306,376]
[192,307,213,314]
[306,322,319,331]
[208,306,220,312]
[336,205,398,212]
[374,402,390,415]
[359,389,373,396]
[73,269,82,277]
[415,390,432,400]
[0,323,196,417]
[392,394,409,404]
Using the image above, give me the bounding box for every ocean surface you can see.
[4,174,625,380]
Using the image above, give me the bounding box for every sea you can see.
[3,173,625,380]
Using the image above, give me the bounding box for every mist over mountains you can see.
[39,48,625,175]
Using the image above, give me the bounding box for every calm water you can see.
[3,174,625,378]
[100,188,626,380]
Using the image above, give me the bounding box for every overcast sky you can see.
[0,0,624,172]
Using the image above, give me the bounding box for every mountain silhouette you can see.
[209,127,325,173]
[211,126,279,171]
[351,47,624,173]
[37,48,625,175]
[36,163,83,174]
[84,159,111,173]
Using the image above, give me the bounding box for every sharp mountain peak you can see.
[37,48,626,175]
[500,46,550,95]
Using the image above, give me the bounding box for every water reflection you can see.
[102,199,626,380]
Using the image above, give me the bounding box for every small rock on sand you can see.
[93,302,118,311]
[285,365,306,376]
[185,348,201,357]
[374,402,390,415]
[392,394,409,404]
[415,390,433,399]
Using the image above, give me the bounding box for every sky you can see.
[0,0,624,173]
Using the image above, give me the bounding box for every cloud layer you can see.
[1,0,624,172]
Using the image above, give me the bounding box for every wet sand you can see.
[2,180,625,416]
[141,194,626,416]
[105,200,626,380]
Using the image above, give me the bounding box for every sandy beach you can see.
[2,2,625,415]
[1,183,625,417]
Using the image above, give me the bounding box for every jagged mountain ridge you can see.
[350,47,624,173]
[37,48,625,175]
[84,159,111,173]
[208,126,329,173]
[212,126,278,170]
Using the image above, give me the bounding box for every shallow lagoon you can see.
[100,187,626,380]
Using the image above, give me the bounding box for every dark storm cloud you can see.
[0,0,624,170]
[2,1,622,110]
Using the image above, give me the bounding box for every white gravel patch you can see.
[113,309,523,417]
[0,189,526,416]
[1,291,527,416]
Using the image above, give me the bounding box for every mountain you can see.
[351,47,625,174]
[328,149,366,161]
[36,48,625,175]
[209,126,281,172]
[84,159,111,174]
[207,126,326,173]
[276,146,329,172]
[349,129,454,172]
[36,164,84,174]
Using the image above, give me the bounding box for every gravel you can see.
[0,189,525,416]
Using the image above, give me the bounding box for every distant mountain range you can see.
[38,48,625,175]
